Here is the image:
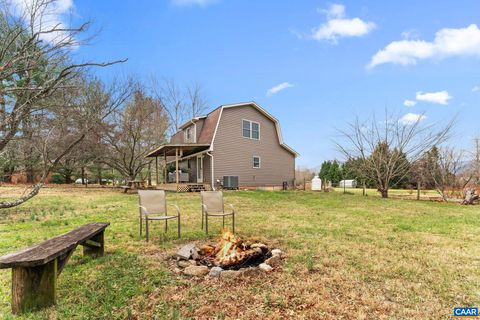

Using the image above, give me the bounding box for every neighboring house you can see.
[146,102,298,189]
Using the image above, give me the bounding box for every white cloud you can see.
[368,24,480,68]
[399,113,426,125]
[472,85,479,92]
[401,29,419,40]
[171,0,218,7]
[318,3,345,19]
[312,3,375,43]
[403,99,417,107]
[10,0,74,45]
[266,82,294,97]
[416,90,452,105]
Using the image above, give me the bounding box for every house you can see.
[146,102,298,190]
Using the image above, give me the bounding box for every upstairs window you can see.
[185,127,191,141]
[242,120,260,140]
[253,156,261,168]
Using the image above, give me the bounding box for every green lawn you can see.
[0,187,479,319]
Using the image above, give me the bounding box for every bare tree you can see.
[151,78,208,135]
[471,137,480,187]
[425,147,470,201]
[0,0,126,208]
[0,78,129,208]
[336,111,453,198]
[0,0,125,151]
[100,83,169,182]
[460,137,480,204]
[186,81,207,118]
[151,78,185,134]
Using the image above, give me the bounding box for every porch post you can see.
[175,147,179,192]
[155,156,159,185]
[164,151,167,184]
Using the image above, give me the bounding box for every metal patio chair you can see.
[201,191,235,235]
[138,190,180,241]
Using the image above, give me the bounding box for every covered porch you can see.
[146,143,212,192]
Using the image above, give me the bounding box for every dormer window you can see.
[185,127,191,141]
[242,120,260,140]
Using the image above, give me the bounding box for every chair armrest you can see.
[139,205,149,215]
[172,204,181,216]
[228,204,235,213]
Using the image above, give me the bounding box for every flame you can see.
[200,230,266,268]
[213,231,247,266]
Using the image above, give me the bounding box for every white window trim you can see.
[184,125,197,143]
[242,119,260,140]
[253,156,261,169]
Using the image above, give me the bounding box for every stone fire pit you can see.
[172,231,284,279]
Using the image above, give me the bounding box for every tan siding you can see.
[195,119,205,142]
[212,106,295,187]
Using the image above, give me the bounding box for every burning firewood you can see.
[200,231,268,268]
[174,231,284,278]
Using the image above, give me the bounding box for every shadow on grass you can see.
[48,252,175,319]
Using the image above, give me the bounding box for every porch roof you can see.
[145,143,210,158]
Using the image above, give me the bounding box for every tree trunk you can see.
[148,162,152,187]
[416,181,421,200]
[26,164,34,184]
[462,189,479,205]
[65,174,72,184]
[81,167,85,184]
[380,189,388,198]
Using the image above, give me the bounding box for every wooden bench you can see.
[0,222,109,315]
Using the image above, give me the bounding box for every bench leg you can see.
[12,259,57,315]
[83,231,105,258]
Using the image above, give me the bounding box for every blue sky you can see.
[65,0,480,167]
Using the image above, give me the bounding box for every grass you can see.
[0,186,479,319]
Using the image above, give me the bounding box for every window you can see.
[252,122,259,140]
[253,156,261,168]
[242,120,260,140]
[242,120,250,138]
[185,127,191,141]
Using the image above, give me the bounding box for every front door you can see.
[196,156,203,183]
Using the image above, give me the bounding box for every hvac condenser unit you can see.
[223,176,239,190]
